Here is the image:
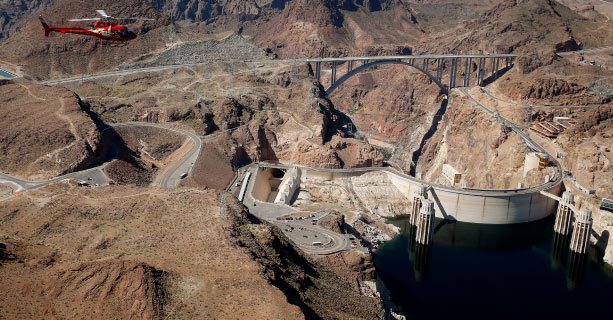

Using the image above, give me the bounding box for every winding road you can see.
[0,122,202,194]
[112,122,202,189]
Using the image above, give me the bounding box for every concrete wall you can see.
[301,167,561,224]
[274,167,302,205]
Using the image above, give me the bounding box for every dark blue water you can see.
[374,217,613,320]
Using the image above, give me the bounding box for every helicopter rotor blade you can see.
[114,17,155,21]
[96,10,110,18]
[68,18,102,22]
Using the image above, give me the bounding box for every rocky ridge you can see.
[0,81,104,180]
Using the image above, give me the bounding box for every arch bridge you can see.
[295,54,518,95]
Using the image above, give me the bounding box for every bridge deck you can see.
[292,54,518,63]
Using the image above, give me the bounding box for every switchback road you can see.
[0,122,202,195]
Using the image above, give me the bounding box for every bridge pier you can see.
[436,59,443,83]
[330,62,337,86]
[347,60,353,72]
[416,199,435,245]
[493,58,500,79]
[315,62,321,82]
[422,58,429,72]
[463,58,472,87]
[554,191,575,235]
[449,58,459,89]
[409,185,427,226]
[476,57,485,86]
[569,209,592,254]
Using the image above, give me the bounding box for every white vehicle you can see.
[312,241,323,246]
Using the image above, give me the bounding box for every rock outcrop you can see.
[235,211,383,319]
[557,105,613,198]
[0,81,104,179]
[415,91,547,189]
[0,187,305,319]
[151,0,263,21]
[0,0,52,42]
[41,260,166,320]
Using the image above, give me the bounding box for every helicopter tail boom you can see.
[39,16,51,37]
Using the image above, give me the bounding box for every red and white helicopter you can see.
[39,10,153,42]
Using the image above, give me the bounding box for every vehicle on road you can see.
[180,172,188,179]
[312,241,323,246]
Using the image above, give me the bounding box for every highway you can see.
[557,44,613,56]
[459,87,552,155]
[111,122,202,189]
[0,164,111,193]
[42,63,216,85]
[0,121,202,195]
[42,54,518,86]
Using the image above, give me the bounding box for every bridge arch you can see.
[325,60,447,95]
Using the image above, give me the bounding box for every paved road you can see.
[239,164,353,255]
[557,44,613,56]
[272,212,351,255]
[0,122,201,195]
[111,122,202,189]
[459,87,551,154]
[42,54,517,86]
[43,63,212,85]
[0,165,110,193]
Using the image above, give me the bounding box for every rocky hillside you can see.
[0,80,104,179]
[557,105,612,198]
[0,0,53,42]
[329,64,444,170]
[79,61,383,172]
[237,212,382,319]
[426,0,611,56]
[249,0,423,57]
[0,184,382,319]
[0,186,306,319]
[415,90,548,189]
[0,0,167,79]
[151,0,264,21]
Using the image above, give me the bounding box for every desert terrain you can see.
[1,0,612,319]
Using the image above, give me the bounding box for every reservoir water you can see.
[374,216,613,320]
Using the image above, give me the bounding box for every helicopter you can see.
[39,10,153,42]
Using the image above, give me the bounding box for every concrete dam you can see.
[246,163,562,225]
